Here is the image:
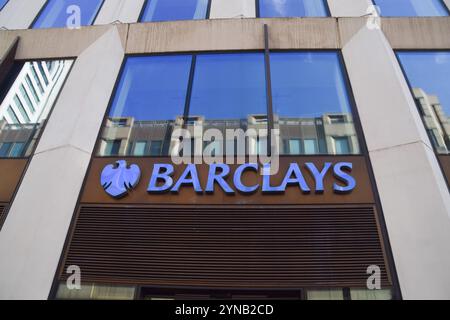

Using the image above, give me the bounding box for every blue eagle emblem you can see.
[100,160,141,198]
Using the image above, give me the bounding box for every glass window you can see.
[141,0,209,22]
[150,140,163,156]
[9,142,26,157]
[0,0,8,11]
[19,85,35,113]
[350,289,392,300]
[259,0,329,17]
[104,140,121,156]
[56,283,135,300]
[398,52,450,154]
[25,75,40,104]
[270,52,360,155]
[0,142,12,157]
[334,136,350,154]
[189,53,267,156]
[304,139,318,154]
[132,141,147,156]
[373,0,448,17]
[0,60,73,158]
[98,55,192,157]
[32,0,104,29]
[307,289,344,300]
[288,139,301,154]
[30,65,45,94]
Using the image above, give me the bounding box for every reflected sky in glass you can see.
[373,0,448,17]
[259,0,328,18]
[33,0,104,29]
[270,52,352,118]
[108,55,192,120]
[141,0,209,22]
[0,0,8,10]
[398,51,450,114]
[189,53,267,119]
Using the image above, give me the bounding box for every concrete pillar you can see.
[209,0,256,19]
[327,0,373,17]
[341,22,450,299]
[0,26,125,300]
[95,0,146,25]
[0,0,46,29]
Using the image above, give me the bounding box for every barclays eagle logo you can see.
[100,160,141,198]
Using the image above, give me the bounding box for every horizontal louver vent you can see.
[62,205,390,288]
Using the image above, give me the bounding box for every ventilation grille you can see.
[62,205,390,288]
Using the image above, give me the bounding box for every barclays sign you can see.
[101,160,356,199]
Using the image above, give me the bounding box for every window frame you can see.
[371,0,450,17]
[30,0,106,29]
[138,0,213,23]
[256,0,331,18]
[95,50,365,159]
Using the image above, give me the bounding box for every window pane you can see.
[303,139,317,154]
[9,142,26,157]
[374,0,448,17]
[307,289,344,300]
[25,75,40,104]
[0,143,12,157]
[259,0,328,17]
[19,85,35,113]
[0,0,8,11]
[0,60,73,158]
[98,56,192,157]
[350,289,392,300]
[150,140,163,156]
[334,137,350,154]
[56,283,135,300]
[288,139,301,154]
[141,0,209,22]
[189,53,267,156]
[133,141,147,156]
[398,52,450,154]
[33,0,104,29]
[270,52,360,155]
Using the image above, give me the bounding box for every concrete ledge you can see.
[126,18,339,54]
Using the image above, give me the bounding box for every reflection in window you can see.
[259,0,329,17]
[141,0,209,22]
[0,0,8,11]
[0,60,73,158]
[373,0,448,17]
[56,282,135,300]
[189,53,267,156]
[398,51,450,154]
[32,0,104,29]
[98,55,192,157]
[270,52,360,155]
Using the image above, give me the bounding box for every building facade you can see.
[0,0,449,300]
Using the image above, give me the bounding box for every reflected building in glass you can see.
[413,88,450,154]
[0,60,72,157]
